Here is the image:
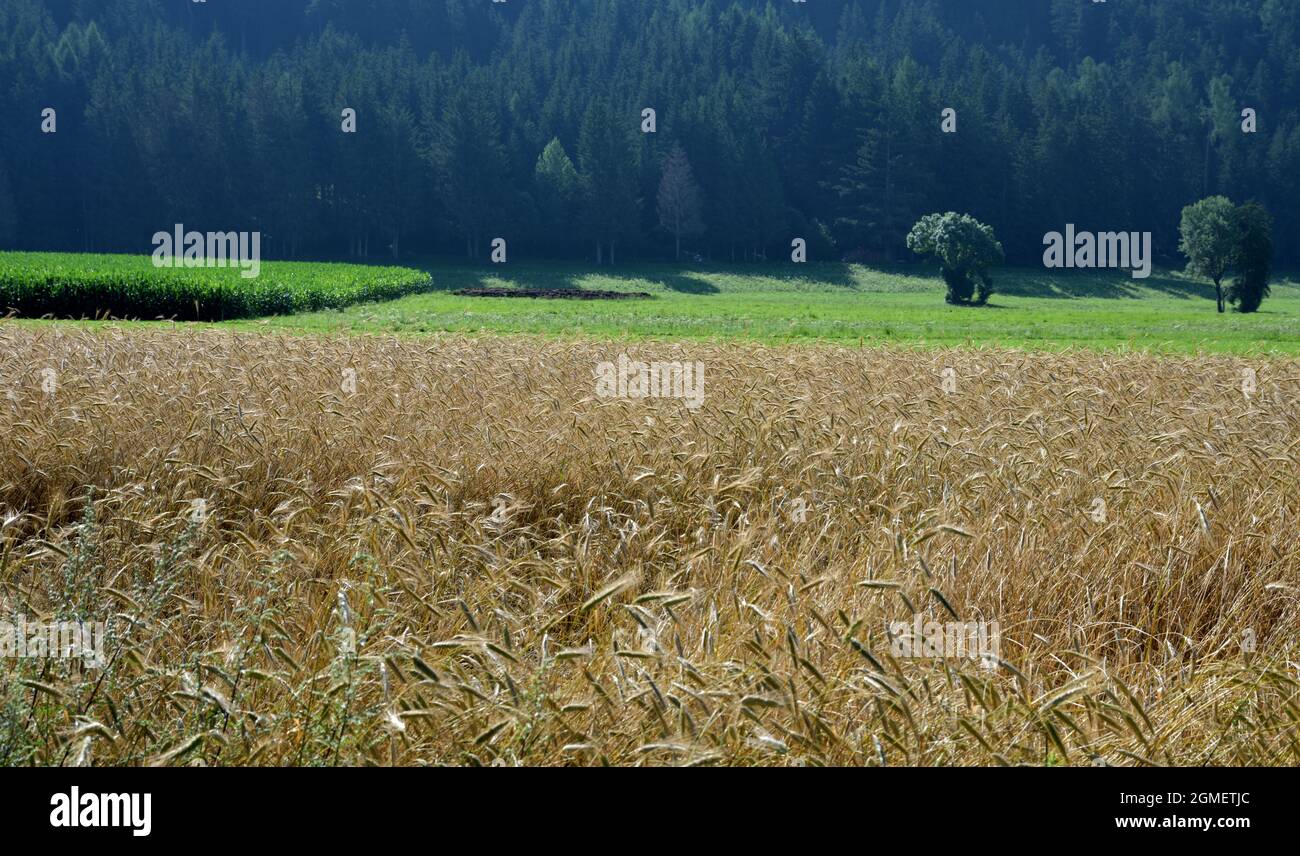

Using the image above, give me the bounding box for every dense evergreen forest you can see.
[1,0,1296,266]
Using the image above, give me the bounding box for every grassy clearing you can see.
[247,260,1300,354]
[0,252,431,321]
[2,325,1297,766]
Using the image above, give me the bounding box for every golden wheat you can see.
[0,324,1297,766]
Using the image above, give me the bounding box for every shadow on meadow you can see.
[408,258,860,295]
[993,270,1215,301]
[406,257,1284,307]
[576,262,861,293]
[652,273,720,294]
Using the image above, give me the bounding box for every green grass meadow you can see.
[250,260,1300,354]
[3,252,1298,354]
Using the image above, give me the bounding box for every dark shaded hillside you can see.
[2,0,1296,265]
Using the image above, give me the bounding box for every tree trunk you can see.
[1215,278,1224,313]
[675,230,681,262]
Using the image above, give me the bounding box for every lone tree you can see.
[657,143,705,261]
[1228,201,1273,314]
[534,137,581,251]
[906,212,1003,306]
[1179,196,1238,312]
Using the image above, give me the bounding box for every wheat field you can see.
[1,325,1298,766]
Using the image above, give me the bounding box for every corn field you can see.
[1,325,1298,766]
[0,252,431,320]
